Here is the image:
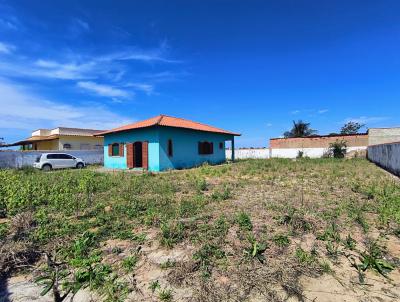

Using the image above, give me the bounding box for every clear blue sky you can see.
[1,0,399,147]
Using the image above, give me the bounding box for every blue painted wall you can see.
[158,127,233,171]
[103,127,160,171]
[103,126,234,171]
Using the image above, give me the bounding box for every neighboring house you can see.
[95,114,240,171]
[6,127,104,151]
[269,133,368,158]
[368,127,400,145]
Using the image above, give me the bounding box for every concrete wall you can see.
[35,139,60,150]
[368,128,400,146]
[270,146,366,158]
[368,142,400,176]
[0,150,103,169]
[225,148,269,159]
[270,134,368,149]
[59,136,103,150]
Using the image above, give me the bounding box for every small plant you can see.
[325,241,340,260]
[112,247,123,254]
[158,288,173,301]
[160,221,185,248]
[149,280,160,293]
[296,151,304,159]
[0,222,8,239]
[320,260,332,273]
[243,236,267,263]
[316,222,340,242]
[295,247,316,265]
[272,234,290,247]
[211,185,232,201]
[160,259,176,269]
[236,211,253,232]
[358,242,394,278]
[195,178,208,192]
[193,243,225,277]
[344,234,356,250]
[122,255,139,272]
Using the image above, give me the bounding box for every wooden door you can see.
[142,141,148,170]
[126,143,135,169]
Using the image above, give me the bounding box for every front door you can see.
[126,141,149,169]
[134,142,142,167]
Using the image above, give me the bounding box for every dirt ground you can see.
[0,159,399,302]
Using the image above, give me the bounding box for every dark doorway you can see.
[134,141,143,167]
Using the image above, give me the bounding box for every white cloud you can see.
[0,58,98,80]
[318,109,328,114]
[0,17,19,30]
[0,80,133,131]
[290,110,300,115]
[125,82,154,94]
[34,59,98,80]
[77,81,131,98]
[68,18,90,37]
[266,123,273,127]
[73,18,90,32]
[0,42,15,54]
[343,116,390,125]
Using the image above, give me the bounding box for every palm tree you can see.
[283,120,317,138]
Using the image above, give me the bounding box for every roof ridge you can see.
[155,114,165,125]
[157,114,233,133]
[95,114,240,136]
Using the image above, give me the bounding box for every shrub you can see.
[328,140,347,158]
[235,211,253,231]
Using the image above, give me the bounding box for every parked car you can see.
[33,153,85,171]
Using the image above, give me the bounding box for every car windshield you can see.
[35,156,41,163]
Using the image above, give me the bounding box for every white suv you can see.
[33,153,85,171]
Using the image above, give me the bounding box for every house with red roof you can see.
[95,114,240,171]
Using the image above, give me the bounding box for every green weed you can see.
[236,211,253,232]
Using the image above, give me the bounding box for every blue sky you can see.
[1,0,399,147]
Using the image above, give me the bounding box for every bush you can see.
[328,140,347,158]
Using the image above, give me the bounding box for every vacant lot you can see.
[0,159,399,302]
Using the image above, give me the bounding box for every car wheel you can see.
[42,164,52,171]
[76,162,84,169]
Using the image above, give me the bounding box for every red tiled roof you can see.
[96,115,241,136]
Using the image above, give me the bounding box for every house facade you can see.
[96,115,240,171]
[6,127,104,151]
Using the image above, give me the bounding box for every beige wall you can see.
[270,134,368,149]
[59,136,103,150]
[368,128,400,146]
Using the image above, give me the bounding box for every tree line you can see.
[283,121,365,138]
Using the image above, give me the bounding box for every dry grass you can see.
[0,158,399,301]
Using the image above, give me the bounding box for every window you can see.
[168,139,173,157]
[94,144,103,150]
[219,142,224,150]
[198,142,214,155]
[112,143,120,156]
[46,153,74,159]
[63,143,71,150]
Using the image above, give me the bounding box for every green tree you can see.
[340,121,365,135]
[283,120,317,138]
